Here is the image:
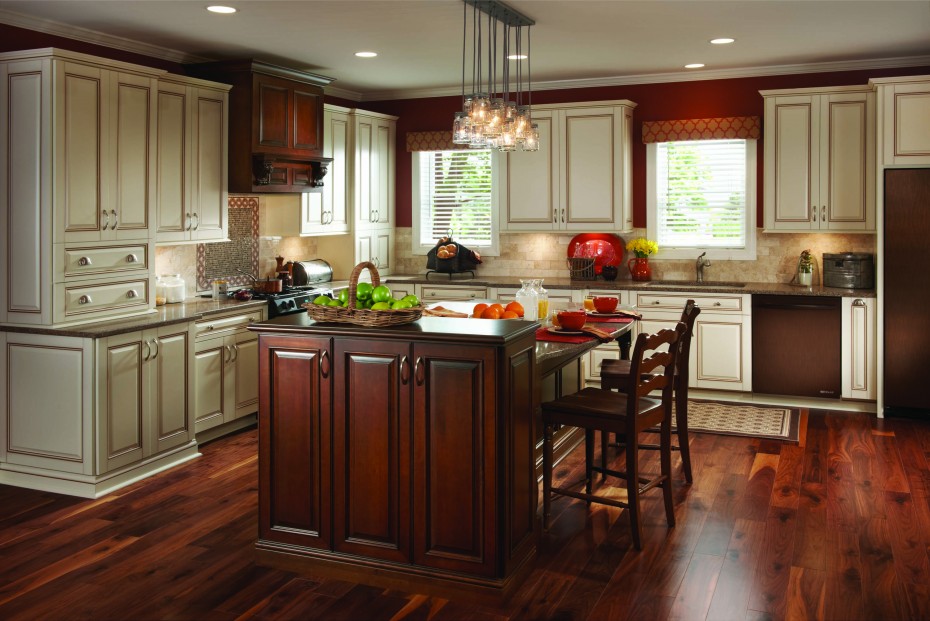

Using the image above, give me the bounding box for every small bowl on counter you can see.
[592,296,619,313]
[556,310,587,331]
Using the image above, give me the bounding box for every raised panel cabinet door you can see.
[233,332,259,418]
[322,109,350,233]
[193,335,227,433]
[150,326,192,455]
[58,62,106,243]
[355,232,373,268]
[255,78,289,149]
[97,331,147,473]
[764,95,818,230]
[192,90,228,241]
[373,229,393,275]
[374,119,393,226]
[412,343,497,577]
[292,88,323,153]
[562,107,619,229]
[694,316,745,389]
[332,339,412,562]
[885,82,930,165]
[300,192,324,235]
[504,109,557,231]
[155,82,191,242]
[258,335,332,550]
[109,72,154,240]
[354,118,373,227]
[842,297,875,400]
[821,93,874,230]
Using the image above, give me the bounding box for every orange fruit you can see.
[473,303,488,317]
[501,310,519,319]
[505,301,524,317]
[481,306,502,319]
[490,303,505,314]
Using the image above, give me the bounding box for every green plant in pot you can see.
[797,249,814,286]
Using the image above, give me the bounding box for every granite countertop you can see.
[384,274,876,298]
[0,297,268,338]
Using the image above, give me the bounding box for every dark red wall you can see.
[363,66,930,228]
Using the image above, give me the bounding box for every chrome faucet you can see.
[695,252,711,282]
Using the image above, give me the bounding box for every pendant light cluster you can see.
[452,0,538,152]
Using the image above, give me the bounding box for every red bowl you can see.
[557,310,587,330]
[593,296,619,313]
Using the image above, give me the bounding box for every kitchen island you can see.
[249,312,633,601]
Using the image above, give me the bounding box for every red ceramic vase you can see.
[628,257,652,282]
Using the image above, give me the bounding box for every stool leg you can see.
[675,383,693,484]
[585,429,594,500]
[601,430,608,476]
[660,413,676,528]
[543,422,553,531]
[626,432,643,550]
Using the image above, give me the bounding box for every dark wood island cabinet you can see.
[251,315,540,600]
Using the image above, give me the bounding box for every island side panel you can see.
[258,334,332,551]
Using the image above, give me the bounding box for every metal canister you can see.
[212,279,229,298]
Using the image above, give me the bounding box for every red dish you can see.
[567,233,624,275]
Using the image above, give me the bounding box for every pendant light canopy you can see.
[452,0,537,152]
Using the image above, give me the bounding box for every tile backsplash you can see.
[392,227,876,285]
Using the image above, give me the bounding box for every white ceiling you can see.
[1,0,929,101]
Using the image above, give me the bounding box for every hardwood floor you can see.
[2,410,930,620]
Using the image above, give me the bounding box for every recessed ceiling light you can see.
[507,54,528,60]
[355,51,378,58]
[710,38,735,45]
[685,63,705,69]
[206,5,236,14]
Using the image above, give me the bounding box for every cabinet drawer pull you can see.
[143,340,151,361]
[713,302,722,307]
[821,205,826,222]
[102,210,110,230]
[150,338,159,359]
[553,209,558,223]
[126,289,138,299]
[320,349,330,378]
[111,209,118,230]
[126,254,138,263]
[852,298,866,307]
[192,212,199,231]
[224,345,231,363]
[561,208,566,223]
[186,213,192,231]
[400,356,409,385]
[78,256,92,267]
[810,206,816,222]
[414,356,425,386]
[232,344,239,362]
[78,294,92,305]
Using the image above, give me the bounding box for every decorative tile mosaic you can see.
[196,197,260,290]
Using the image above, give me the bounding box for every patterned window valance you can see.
[406,131,470,152]
[642,116,761,143]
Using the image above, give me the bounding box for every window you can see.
[411,149,500,255]
[647,139,756,260]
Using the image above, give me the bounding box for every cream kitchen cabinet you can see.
[97,323,194,472]
[576,289,633,385]
[416,284,489,303]
[870,75,930,166]
[356,229,394,276]
[501,100,635,233]
[1,49,166,327]
[761,86,875,232]
[842,297,876,400]
[353,111,396,231]
[0,325,199,498]
[193,309,264,434]
[155,75,230,244]
[634,291,752,391]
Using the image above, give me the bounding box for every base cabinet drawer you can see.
[56,278,151,323]
[58,243,150,281]
[418,285,488,302]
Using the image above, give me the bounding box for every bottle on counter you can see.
[534,279,550,326]
[212,279,228,299]
[155,276,167,306]
[515,279,538,322]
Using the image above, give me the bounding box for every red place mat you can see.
[535,327,595,344]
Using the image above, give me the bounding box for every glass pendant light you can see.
[522,123,540,152]
[452,111,471,144]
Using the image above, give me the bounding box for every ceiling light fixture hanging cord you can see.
[527,25,532,110]
[461,0,466,107]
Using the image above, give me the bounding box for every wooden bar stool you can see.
[600,300,700,483]
[541,323,686,550]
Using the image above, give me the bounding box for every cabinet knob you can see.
[126,289,138,299]
[852,298,866,307]
[111,209,118,230]
[653,300,661,305]
[78,256,92,267]
[78,294,92,305]
[126,254,138,263]
[713,302,722,307]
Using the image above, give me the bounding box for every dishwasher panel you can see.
[751,295,841,398]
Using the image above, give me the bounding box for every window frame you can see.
[646,138,757,261]
[411,149,501,256]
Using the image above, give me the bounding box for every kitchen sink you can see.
[645,280,747,288]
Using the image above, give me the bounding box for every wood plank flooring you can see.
[3,410,930,620]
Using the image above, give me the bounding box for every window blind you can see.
[656,139,747,248]
[418,150,493,247]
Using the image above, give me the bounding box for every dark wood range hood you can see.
[188,59,335,193]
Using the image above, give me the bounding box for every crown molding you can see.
[0,8,213,64]
[358,54,930,102]
[325,85,363,102]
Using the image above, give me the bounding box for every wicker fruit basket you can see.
[303,261,423,327]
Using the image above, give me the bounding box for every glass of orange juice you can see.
[537,299,550,325]
[583,296,595,311]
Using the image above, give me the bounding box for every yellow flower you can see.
[626,238,658,258]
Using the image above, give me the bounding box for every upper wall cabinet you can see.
[869,75,930,166]
[761,86,875,232]
[353,110,396,231]
[0,48,165,326]
[188,60,334,193]
[155,75,230,244]
[501,100,636,233]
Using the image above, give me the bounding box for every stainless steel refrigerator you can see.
[884,169,930,415]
